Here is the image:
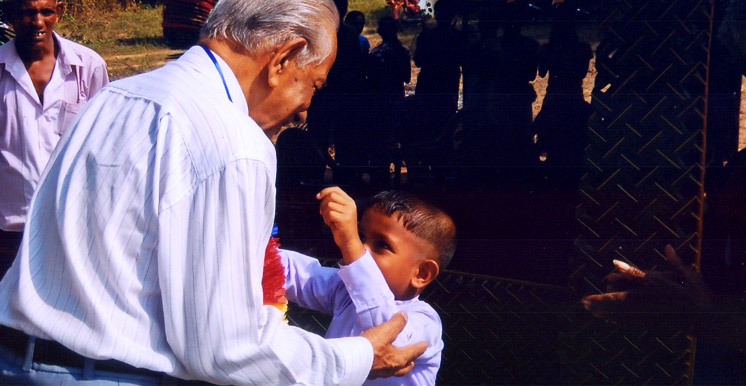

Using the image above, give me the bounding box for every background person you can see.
[304,0,368,185]
[582,244,746,354]
[345,10,369,54]
[364,15,411,184]
[282,187,457,385]
[584,150,746,384]
[0,0,108,277]
[409,0,461,162]
[0,0,425,384]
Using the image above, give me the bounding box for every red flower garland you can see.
[263,237,288,319]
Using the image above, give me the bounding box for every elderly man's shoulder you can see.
[99,62,275,176]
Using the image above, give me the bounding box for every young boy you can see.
[280,187,457,385]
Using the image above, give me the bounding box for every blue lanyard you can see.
[198,44,233,102]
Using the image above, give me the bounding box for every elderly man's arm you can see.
[157,147,424,384]
[157,152,366,384]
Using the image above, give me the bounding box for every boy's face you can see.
[360,208,437,300]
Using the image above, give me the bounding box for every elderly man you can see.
[0,0,108,276]
[0,0,425,384]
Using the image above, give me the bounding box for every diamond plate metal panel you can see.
[287,268,578,385]
[284,1,715,384]
[287,267,695,384]
[571,0,713,384]
[427,273,576,384]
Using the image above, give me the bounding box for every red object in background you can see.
[162,0,215,48]
[386,0,421,19]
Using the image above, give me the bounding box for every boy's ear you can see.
[411,259,439,290]
[267,37,307,88]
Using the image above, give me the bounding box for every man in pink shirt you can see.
[0,0,108,275]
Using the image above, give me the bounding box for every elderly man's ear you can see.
[267,37,308,88]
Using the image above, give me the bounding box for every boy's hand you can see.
[317,187,365,263]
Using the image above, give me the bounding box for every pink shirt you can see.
[0,33,108,231]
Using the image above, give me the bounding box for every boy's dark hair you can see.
[364,190,457,269]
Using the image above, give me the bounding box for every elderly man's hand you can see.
[361,312,428,379]
[581,245,712,331]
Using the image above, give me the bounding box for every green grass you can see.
[51,1,421,79]
[349,0,383,14]
[349,0,391,27]
[57,5,165,55]
[56,0,404,55]
[56,5,179,79]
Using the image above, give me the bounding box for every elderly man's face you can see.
[11,0,63,50]
[250,31,337,137]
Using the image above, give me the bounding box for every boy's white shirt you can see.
[281,248,444,385]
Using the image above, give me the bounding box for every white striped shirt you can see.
[0,46,373,385]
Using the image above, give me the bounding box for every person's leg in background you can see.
[0,229,22,278]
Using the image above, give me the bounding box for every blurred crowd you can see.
[275,0,598,283]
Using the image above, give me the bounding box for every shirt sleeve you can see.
[281,248,346,315]
[84,55,109,98]
[157,146,372,385]
[337,250,441,347]
[89,60,109,95]
[337,250,398,331]
[338,251,443,385]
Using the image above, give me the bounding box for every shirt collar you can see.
[0,40,38,101]
[0,40,24,77]
[395,295,420,306]
[181,45,248,116]
[54,32,83,73]
[0,32,81,77]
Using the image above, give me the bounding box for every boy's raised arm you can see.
[317,187,365,264]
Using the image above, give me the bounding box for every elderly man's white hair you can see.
[200,0,339,67]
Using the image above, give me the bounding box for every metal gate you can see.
[570,0,711,383]
[284,0,717,383]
